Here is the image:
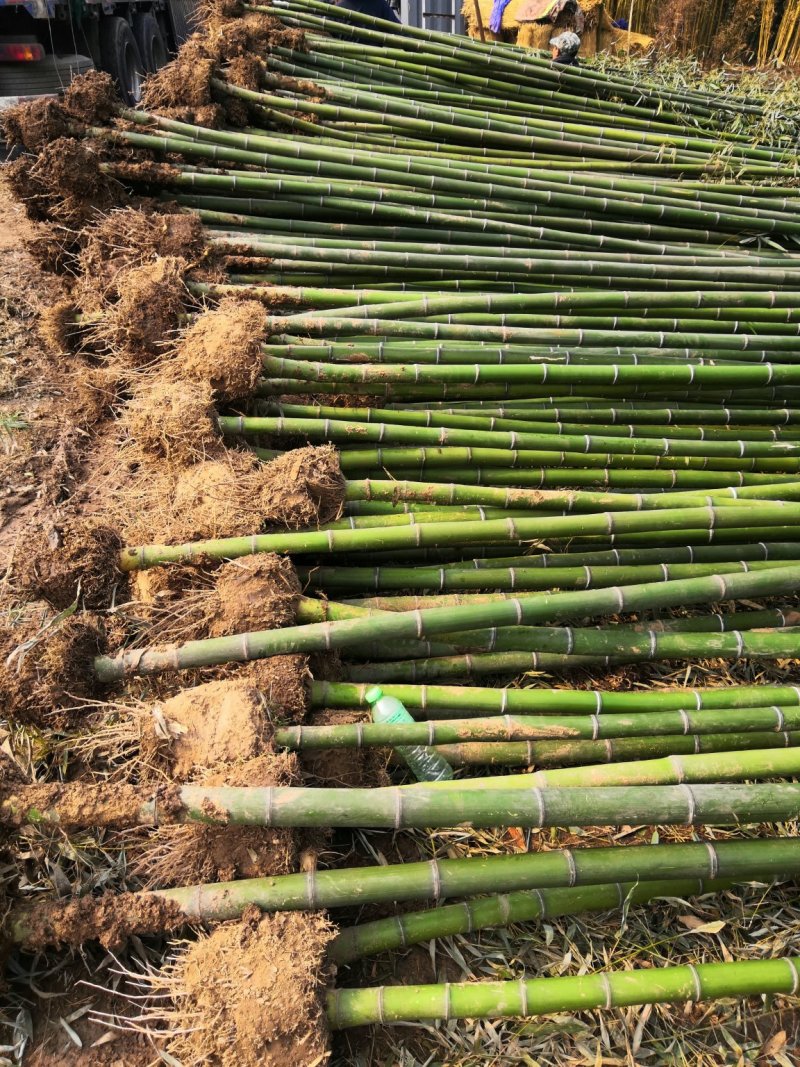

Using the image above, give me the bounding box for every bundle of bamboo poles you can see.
[39,0,800,744]
[7,0,800,1043]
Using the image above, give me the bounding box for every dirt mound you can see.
[10,889,185,953]
[1,97,72,153]
[178,298,265,400]
[209,553,300,635]
[62,69,120,125]
[171,452,265,539]
[9,138,115,226]
[99,256,189,363]
[244,653,310,723]
[77,208,206,301]
[131,752,299,887]
[159,678,268,778]
[258,445,345,529]
[12,516,123,610]
[122,376,219,464]
[162,907,333,1067]
[0,607,104,724]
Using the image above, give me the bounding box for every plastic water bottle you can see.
[366,685,454,782]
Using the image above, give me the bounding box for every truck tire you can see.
[99,16,145,106]
[133,11,169,73]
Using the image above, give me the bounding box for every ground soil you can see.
[301,710,392,789]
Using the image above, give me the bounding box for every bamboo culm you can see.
[6,782,800,831]
[326,955,800,1027]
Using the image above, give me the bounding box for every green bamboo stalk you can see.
[6,782,800,830]
[309,680,800,715]
[11,837,787,948]
[329,877,736,965]
[435,730,800,768]
[428,746,800,790]
[326,955,800,1027]
[341,478,800,513]
[274,705,800,749]
[304,560,798,595]
[120,513,800,572]
[342,629,800,682]
[95,566,800,680]
[220,415,800,462]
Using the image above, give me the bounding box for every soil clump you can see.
[11,516,123,609]
[160,907,333,1067]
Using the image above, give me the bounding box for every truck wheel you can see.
[133,11,169,73]
[99,16,145,106]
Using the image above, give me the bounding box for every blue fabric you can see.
[489,0,512,33]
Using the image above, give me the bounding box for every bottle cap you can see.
[365,686,384,705]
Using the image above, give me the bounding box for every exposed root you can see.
[62,70,121,126]
[26,231,77,275]
[11,516,124,610]
[77,207,206,304]
[129,753,300,888]
[0,71,119,154]
[0,608,104,725]
[177,298,266,401]
[153,908,333,1067]
[114,450,256,544]
[257,444,345,529]
[170,452,266,539]
[226,53,266,92]
[38,299,82,354]
[97,256,190,364]
[58,702,167,782]
[121,376,220,464]
[117,444,344,549]
[141,9,305,126]
[1,98,72,153]
[119,555,300,652]
[123,564,218,644]
[10,138,116,226]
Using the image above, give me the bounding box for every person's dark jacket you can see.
[336,0,401,22]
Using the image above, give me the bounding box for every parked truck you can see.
[0,0,196,110]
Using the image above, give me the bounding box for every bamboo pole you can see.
[326,956,800,1027]
[5,782,800,831]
